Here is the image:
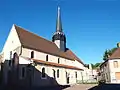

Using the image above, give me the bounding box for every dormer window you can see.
[31,51,34,58]
[46,55,48,61]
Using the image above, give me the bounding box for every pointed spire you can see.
[56,6,62,32]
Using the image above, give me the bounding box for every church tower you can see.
[52,6,66,51]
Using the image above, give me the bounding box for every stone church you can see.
[0,7,87,87]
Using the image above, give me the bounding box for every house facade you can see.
[99,43,120,83]
[84,64,98,83]
[0,7,88,87]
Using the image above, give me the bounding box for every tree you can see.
[103,47,117,61]
[103,50,109,61]
[91,63,101,69]
[94,63,101,68]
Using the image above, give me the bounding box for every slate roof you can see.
[14,25,84,65]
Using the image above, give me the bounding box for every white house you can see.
[99,43,120,83]
[84,64,98,83]
[0,7,88,87]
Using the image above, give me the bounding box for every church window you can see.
[58,58,60,63]
[12,52,16,66]
[8,51,12,66]
[53,69,56,78]
[46,55,48,61]
[75,72,77,78]
[31,51,34,58]
[57,69,59,78]
[41,67,46,78]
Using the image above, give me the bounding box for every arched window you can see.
[75,72,77,78]
[66,72,67,77]
[57,69,59,78]
[53,69,56,78]
[9,51,12,66]
[58,58,60,63]
[46,55,48,61]
[42,67,46,78]
[31,51,34,58]
[12,52,16,65]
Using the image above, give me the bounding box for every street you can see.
[64,84,120,90]
[63,84,97,90]
[2,84,120,90]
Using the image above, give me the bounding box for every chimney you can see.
[117,43,120,48]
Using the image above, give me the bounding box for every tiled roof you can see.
[108,48,120,59]
[65,49,84,65]
[33,59,83,70]
[14,25,84,65]
[20,56,83,70]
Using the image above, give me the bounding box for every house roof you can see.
[33,59,83,70]
[108,48,120,60]
[14,25,84,65]
[100,48,120,68]
[99,60,107,68]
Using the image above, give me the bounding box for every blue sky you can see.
[0,0,120,64]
